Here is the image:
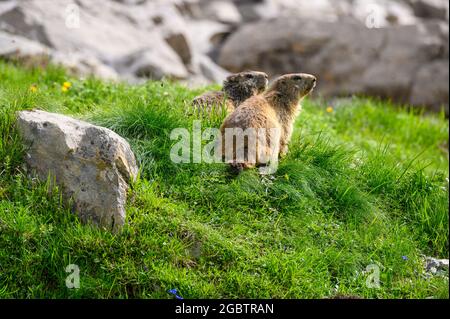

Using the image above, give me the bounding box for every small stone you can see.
[425,256,449,276]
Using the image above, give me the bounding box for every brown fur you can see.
[192,71,268,117]
[220,73,317,170]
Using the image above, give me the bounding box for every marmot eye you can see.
[245,74,254,79]
[292,75,302,81]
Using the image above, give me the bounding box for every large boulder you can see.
[0,30,50,64]
[185,54,230,86]
[361,23,443,104]
[51,51,119,80]
[114,48,188,80]
[410,60,449,113]
[16,110,138,232]
[0,0,52,46]
[127,1,194,66]
[0,31,118,80]
[217,18,448,112]
[218,18,384,92]
[0,0,189,79]
[187,20,231,56]
[263,0,345,22]
[199,0,242,25]
[1,0,448,106]
[408,0,450,21]
[234,0,279,22]
[233,0,417,26]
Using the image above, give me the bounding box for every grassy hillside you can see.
[0,61,448,298]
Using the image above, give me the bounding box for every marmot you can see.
[220,73,317,172]
[192,71,268,117]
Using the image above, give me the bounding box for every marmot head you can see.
[269,73,317,100]
[223,71,269,105]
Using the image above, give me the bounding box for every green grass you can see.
[0,61,448,299]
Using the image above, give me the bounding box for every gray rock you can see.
[272,0,346,22]
[1,0,448,107]
[410,60,449,114]
[217,18,449,112]
[51,51,119,80]
[1,0,182,65]
[352,0,418,27]
[165,32,192,66]
[235,0,279,22]
[16,110,138,232]
[218,18,384,95]
[0,31,118,80]
[149,3,193,65]
[425,256,449,276]
[0,30,51,62]
[362,24,443,104]
[0,1,52,46]
[235,0,417,25]
[187,20,231,56]
[423,20,449,58]
[114,48,188,80]
[202,0,242,25]
[190,54,230,85]
[409,0,449,21]
[173,0,203,18]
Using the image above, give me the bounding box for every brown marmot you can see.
[192,71,268,117]
[219,73,317,172]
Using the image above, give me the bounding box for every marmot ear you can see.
[224,75,237,87]
[223,77,231,87]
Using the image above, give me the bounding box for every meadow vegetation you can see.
[0,61,448,298]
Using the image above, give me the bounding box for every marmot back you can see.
[192,71,268,118]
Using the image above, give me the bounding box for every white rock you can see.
[51,51,119,80]
[189,54,230,85]
[236,0,279,22]
[114,48,188,80]
[0,30,51,60]
[187,20,231,55]
[202,0,242,25]
[150,3,193,65]
[425,256,449,275]
[16,110,138,232]
[0,31,119,80]
[0,1,52,46]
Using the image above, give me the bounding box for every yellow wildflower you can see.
[326,106,334,113]
[29,84,38,93]
[63,81,72,89]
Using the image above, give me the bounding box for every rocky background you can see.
[0,0,448,113]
